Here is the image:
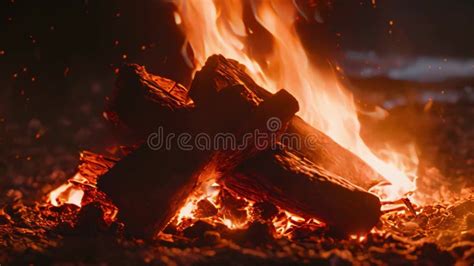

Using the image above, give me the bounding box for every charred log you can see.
[190,55,384,190]
[224,146,381,234]
[105,64,194,137]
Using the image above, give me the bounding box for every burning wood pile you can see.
[49,54,385,236]
[98,55,381,238]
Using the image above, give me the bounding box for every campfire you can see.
[1,0,473,265]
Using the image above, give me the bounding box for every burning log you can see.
[223,147,381,234]
[102,57,382,235]
[99,77,299,238]
[190,55,384,190]
[105,63,194,137]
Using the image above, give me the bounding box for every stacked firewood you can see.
[98,55,382,238]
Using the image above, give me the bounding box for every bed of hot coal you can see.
[0,81,473,265]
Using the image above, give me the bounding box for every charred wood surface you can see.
[190,55,384,190]
[224,146,381,234]
[105,64,194,137]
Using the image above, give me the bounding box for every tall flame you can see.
[173,0,418,201]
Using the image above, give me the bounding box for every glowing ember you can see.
[174,182,252,231]
[47,151,118,209]
[175,181,220,226]
[48,173,85,207]
[172,0,418,202]
[272,211,323,237]
[173,181,322,236]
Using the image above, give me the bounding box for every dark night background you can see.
[0,0,473,197]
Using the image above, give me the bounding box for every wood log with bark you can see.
[105,63,194,138]
[189,55,384,190]
[224,147,381,234]
[99,56,382,236]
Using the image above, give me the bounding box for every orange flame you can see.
[173,0,418,202]
[175,181,221,226]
